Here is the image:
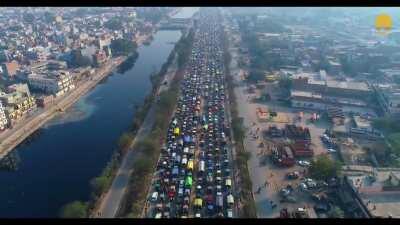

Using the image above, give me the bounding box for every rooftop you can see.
[347,169,400,218]
[290,90,322,99]
[327,80,370,91]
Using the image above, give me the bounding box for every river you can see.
[0,30,182,218]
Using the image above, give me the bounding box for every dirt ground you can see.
[229,44,327,218]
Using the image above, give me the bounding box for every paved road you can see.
[93,54,178,218]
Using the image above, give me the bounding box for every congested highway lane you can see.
[144,8,236,218]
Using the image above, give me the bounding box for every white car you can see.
[298,160,311,167]
[151,192,158,202]
[299,182,308,191]
[327,148,337,153]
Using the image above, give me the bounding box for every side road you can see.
[92,54,178,218]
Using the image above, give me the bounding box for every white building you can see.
[28,71,75,96]
[0,100,8,130]
[291,90,326,111]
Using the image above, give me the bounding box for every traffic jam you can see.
[146,9,235,218]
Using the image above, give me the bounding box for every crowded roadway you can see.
[145,8,236,218]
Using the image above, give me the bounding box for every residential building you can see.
[0,87,36,126]
[93,49,108,67]
[1,60,19,80]
[27,71,75,96]
[0,100,8,130]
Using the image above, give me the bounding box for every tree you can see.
[140,136,157,158]
[105,17,123,30]
[328,206,345,218]
[60,201,88,218]
[247,69,265,83]
[309,155,341,180]
[372,116,400,134]
[278,77,292,89]
[44,11,55,23]
[110,39,137,56]
[70,50,92,68]
[90,176,110,196]
[388,133,400,156]
[117,132,133,150]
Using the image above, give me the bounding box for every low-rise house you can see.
[1,60,19,80]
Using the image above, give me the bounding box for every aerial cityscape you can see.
[0,6,399,218]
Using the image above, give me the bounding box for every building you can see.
[375,84,400,118]
[1,60,19,80]
[291,90,325,111]
[96,34,112,50]
[0,87,36,126]
[326,80,371,99]
[28,71,75,97]
[346,167,400,218]
[328,60,342,76]
[0,100,8,130]
[37,48,49,62]
[7,83,31,96]
[93,49,108,67]
[292,73,371,99]
[36,95,54,108]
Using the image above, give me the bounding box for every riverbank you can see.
[91,33,184,218]
[0,56,124,160]
[0,32,154,161]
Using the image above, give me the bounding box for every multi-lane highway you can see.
[144,8,236,218]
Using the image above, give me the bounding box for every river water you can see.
[0,30,182,218]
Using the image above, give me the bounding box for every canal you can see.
[0,30,182,218]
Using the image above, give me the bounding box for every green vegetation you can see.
[117,132,134,152]
[43,11,55,23]
[388,133,400,156]
[223,30,257,218]
[118,30,193,218]
[247,69,265,83]
[309,155,341,180]
[110,39,138,57]
[278,76,292,90]
[60,201,88,218]
[105,17,123,30]
[328,206,345,218]
[70,49,92,68]
[373,116,400,134]
[372,116,400,158]
[119,72,182,218]
[117,51,139,74]
[176,29,195,69]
